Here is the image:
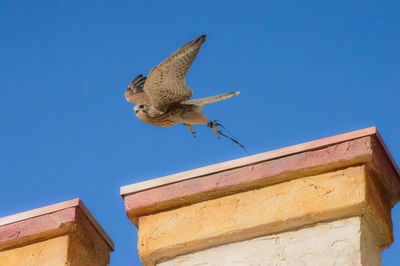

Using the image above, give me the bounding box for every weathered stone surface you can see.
[0,199,113,266]
[68,208,112,266]
[138,166,391,265]
[122,128,400,226]
[0,236,69,266]
[159,216,379,266]
[121,127,400,265]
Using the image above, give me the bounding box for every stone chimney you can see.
[0,198,114,265]
[121,127,400,265]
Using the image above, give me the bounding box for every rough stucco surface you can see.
[138,166,373,264]
[360,218,382,266]
[124,128,399,265]
[0,204,112,266]
[124,136,375,221]
[159,216,380,266]
[0,235,69,266]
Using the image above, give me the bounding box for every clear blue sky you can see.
[1,1,399,265]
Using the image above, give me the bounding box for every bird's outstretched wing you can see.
[144,35,207,112]
[125,74,149,104]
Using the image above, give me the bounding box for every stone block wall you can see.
[121,127,400,265]
[0,199,114,266]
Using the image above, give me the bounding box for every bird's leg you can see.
[207,121,221,138]
[184,124,197,137]
[207,120,247,151]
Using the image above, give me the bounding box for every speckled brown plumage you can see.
[124,34,240,139]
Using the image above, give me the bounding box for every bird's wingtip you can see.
[197,34,207,42]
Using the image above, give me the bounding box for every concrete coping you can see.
[121,127,400,226]
[0,198,114,251]
[120,126,399,197]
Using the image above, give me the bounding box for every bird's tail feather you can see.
[183,91,239,106]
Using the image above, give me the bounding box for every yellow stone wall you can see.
[137,165,392,265]
[0,236,69,266]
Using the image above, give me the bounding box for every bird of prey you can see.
[125,34,243,148]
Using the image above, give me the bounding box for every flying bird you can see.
[125,34,244,148]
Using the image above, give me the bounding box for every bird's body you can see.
[125,34,241,140]
[134,102,201,127]
[134,91,239,127]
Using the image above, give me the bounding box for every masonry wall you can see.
[0,199,114,266]
[159,217,381,266]
[121,127,400,265]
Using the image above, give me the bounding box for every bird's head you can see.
[134,104,149,115]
